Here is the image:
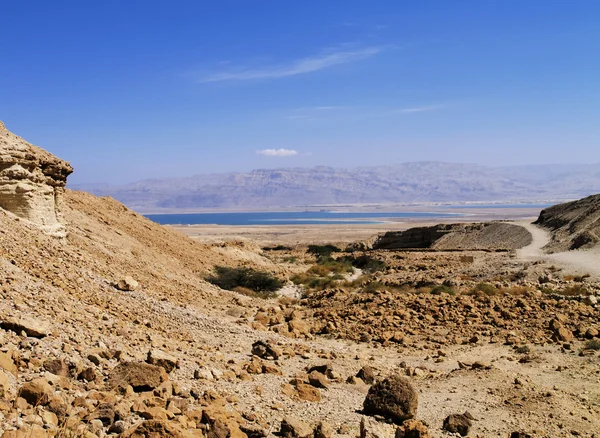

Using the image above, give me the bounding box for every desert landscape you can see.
[0,122,599,438]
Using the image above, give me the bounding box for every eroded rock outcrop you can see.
[372,222,532,251]
[0,121,73,236]
[535,194,600,252]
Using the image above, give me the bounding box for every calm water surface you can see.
[146,211,465,226]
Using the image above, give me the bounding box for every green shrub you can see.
[206,266,284,296]
[430,284,456,295]
[584,340,600,351]
[341,254,387,273]
[470,282,498,296]
[262,245,292,251]
[307,244,341,262]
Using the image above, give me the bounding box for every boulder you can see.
[116,276,139,291]
[0,351,18,376]
[296,382,321,402]
[120,420,184,437]
[363,375,418,423]
[360,417,396,438]
[280,416,313,438]
[17,378,52,406]
[307,371,329,389]
[397,420,431,438]
[251,340,281,360]
[43,359,69,377]
[357,366,376,384]
[442,414,471,436]
[147,349,179,373]
[314,422,333,438]
[0,316,51,338]
[107,362,167,392]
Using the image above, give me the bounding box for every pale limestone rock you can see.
[0,121,73,236]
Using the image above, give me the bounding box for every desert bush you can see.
[278,296,300,306]
[206,266,284,296]
[262,245,292,251]
[282,256,297,263]
[584,340,600,351]
[499,286,531,296]
[469,282,499,296]
[342,254,387,273]
[574,274,591,282]
[430,284,456,295]
[307,244,341,261]
[291,273,336,290]
[560,284,590,296]
[360,281,386,293]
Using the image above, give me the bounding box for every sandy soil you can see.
[518,221,600,278]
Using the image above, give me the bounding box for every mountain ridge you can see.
[70,161,600,211]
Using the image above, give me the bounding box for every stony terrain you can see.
[0,123,599,438]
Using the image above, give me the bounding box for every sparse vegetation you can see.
[307,244,341,261]
[584,340,600,351]
[560,284,590,296]
[262,245,292,251]
[469,282,499,296]
[342,254,387,273]
[430,284,456,295]
[206,266,284,297]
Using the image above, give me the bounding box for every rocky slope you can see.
[371,222,532,251]
[72,163,600,211]
[535,194,600,252]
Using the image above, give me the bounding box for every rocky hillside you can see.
[71,162,600,211]
[535,194,600,252]
[372,222,532,251]
[0,122,599,438]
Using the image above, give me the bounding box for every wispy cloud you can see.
[396,105,444,114]
[201,46,383,83]
[256,148,299,157]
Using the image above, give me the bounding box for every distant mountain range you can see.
[70,162,600,212]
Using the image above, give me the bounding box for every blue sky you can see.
[1,1,599,184]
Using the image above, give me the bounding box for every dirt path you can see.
[516,220,600,277]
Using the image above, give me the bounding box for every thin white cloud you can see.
[201,47,382,82]
[256,148,299,157]
[397,105,443,114]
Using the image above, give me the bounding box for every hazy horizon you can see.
[2,1,599,185]
[67,160,600,188]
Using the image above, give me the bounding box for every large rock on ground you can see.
[280,417,313,438]
[442,414,472,436]
[360,417,396,438]
[0,121,73,236]
[0,316,51,338]
[397,420,431,438]
[363,375,418,423]
[17,378,52,406]
[120,420,184,437]
[107,362,167,392]
[146,349,179,373]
